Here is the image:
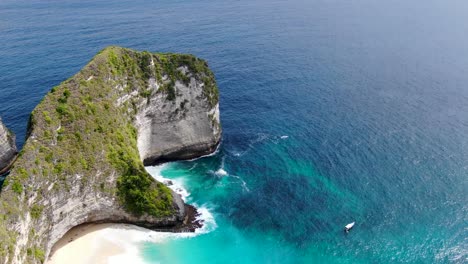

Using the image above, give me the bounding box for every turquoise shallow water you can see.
[1,0,468,263]
[142,131,465,263]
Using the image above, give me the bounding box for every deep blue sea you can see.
[1,0,467,263]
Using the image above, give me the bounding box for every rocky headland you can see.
[0,46,221,264]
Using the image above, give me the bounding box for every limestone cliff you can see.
[0,118,17,174]
[0,46,221,264]
[136,66,221,165]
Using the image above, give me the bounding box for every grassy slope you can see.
[0,46,219,262]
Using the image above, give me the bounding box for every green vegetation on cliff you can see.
[0,46,219,262]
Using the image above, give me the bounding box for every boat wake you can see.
[208,156,249,192]
[230,174,250,192]
[227,133,289,155]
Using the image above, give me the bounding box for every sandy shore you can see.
[44,205,211,264]
[46,223,141,264]
[45,167,209,264]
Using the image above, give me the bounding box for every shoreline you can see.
[46,223,127,264]
[46,164,209,264]
[46,205,203,264]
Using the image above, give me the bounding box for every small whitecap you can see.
[193,205,218,234]
[215,168,228,176]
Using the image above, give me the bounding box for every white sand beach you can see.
[45,223,146,264]
[46,166,216,264]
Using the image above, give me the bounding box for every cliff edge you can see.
[0,46,221,264]
[0,118,17,174]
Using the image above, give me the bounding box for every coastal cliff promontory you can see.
[0,46,221,264]
[0,118,17,174]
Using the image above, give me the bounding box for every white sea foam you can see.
[230,174,250,192]
[211,156,249,192]
[90,164,219,263]
[193,205,218,234]
[102,204,217,263]
[145,165,218,233]
[188,163,198,171]
[146,164,190,200]
[215,168,228,176]
[100,203,217,264]
[186,141,221,161]
[104,226,149,264]
[214,156,228,177]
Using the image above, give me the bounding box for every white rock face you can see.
[8,181,185,264]
[135,76,221,165]
[40,185,185,262]
[0,117,17,173]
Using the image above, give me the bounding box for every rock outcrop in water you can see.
[0,118,17,174]
[0,46,221,264]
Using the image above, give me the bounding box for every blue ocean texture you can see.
[1,0,467,263]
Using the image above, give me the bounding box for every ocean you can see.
[1,0,467,263]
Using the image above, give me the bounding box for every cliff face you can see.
[136,66,221,165]
[0,118,17,173]
[0,46,220,264]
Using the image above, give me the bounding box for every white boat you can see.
[344,222,355,232]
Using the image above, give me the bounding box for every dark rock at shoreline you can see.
[149,204,203,233]
[164,180,174,186]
